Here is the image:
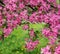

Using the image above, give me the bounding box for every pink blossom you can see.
[22,24,29,30]
[41,45,51,54]
[30,0,40,6]
[3,28,12,37]
[25,40,39,51]
[54,46,60,54]
[20,10,28,20]
[19,3,25,9]
[42,28,50,37]
[29,29,35,38]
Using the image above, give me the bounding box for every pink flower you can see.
[0,6,2,10]
[42,28,50,37]
[25,40,39,51]
[19,3,25,9]
[30,0,40,6]
[41,45,51,54]
[54,46,60,54]
[29,29,35,38]
[20,10,28,20]
[29,12,39,23]
[22,24,29,30]
[3,28,12,37]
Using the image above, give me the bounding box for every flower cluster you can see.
[0,0,60,53]
[41,44,60,54]
[25,39,39,51]
[54,45,60,54]
[41,45,51,54]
